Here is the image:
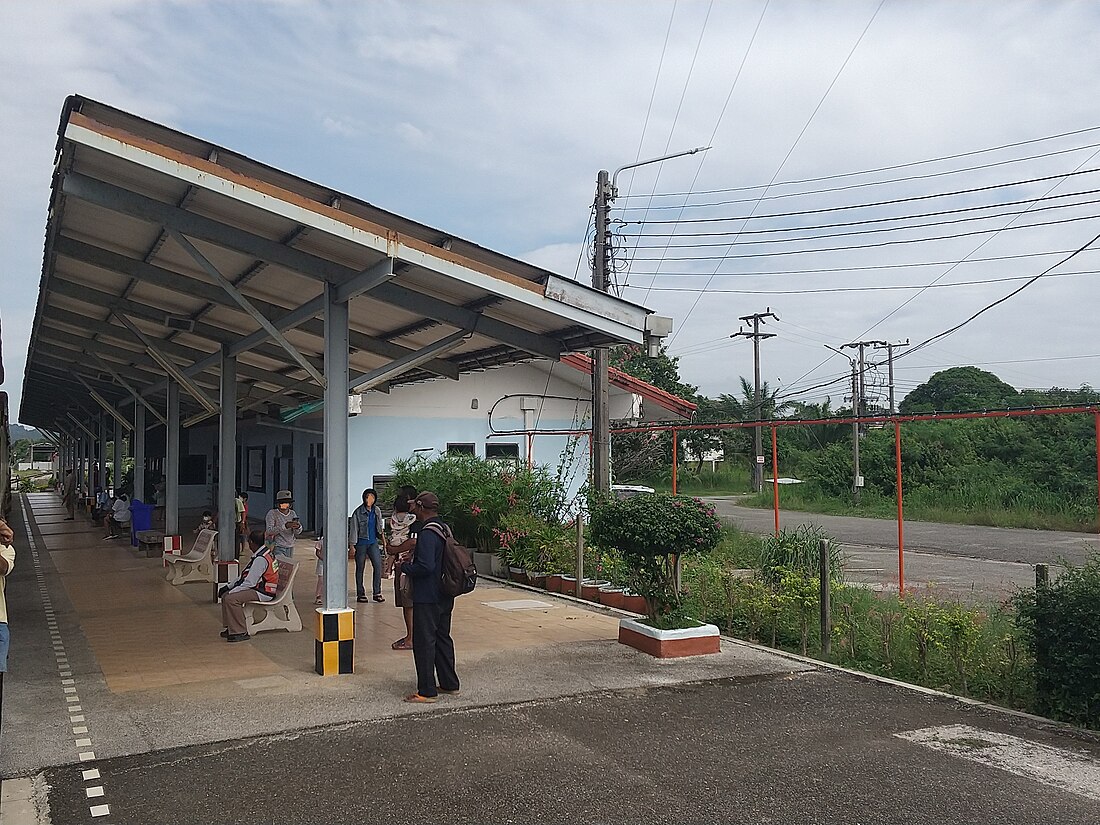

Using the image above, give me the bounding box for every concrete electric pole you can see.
[873,339,910,415]
[730,309,778,492]
[589,145,709,494]
[591,169,612,494]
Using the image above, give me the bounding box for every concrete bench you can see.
[163,529,217,585]
[244,560,302,634]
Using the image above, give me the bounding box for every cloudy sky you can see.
[2,0,1099,423]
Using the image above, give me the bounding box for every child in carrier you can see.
[195,511,215,534]
[383,494,417,578]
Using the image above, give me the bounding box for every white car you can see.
[611,484,656,501]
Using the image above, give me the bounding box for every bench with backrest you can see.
[163,528,217,585]
[243,559,302,634]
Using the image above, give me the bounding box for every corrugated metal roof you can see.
[20,96,662,430]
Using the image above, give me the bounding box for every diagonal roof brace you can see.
[91,353,169,426]
[66,411,99,440]
[349,328,473,394]
[167,229,328,389]
[74,374,134,434]
[115,313,219,415]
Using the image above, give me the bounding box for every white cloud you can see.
[2,0,1099,423]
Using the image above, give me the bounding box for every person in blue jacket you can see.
[400,491,460,703]
[348,488,384,603]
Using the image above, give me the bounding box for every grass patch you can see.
[743,485,1097,533]
[622,467,754,497]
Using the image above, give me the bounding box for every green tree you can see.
[899,367,1018,413]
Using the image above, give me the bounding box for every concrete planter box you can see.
[621,593,648,615]
[580,579,611,601]
[472,552,496,576]
[618,618,721,659]
[598,586,626,610]
[546,573,564,593]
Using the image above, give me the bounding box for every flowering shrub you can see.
[588,492,722,623]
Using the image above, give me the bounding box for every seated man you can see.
[104,493,131,540]
[217,529,279,643]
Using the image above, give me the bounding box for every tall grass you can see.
[745,483,1098,533]
[622,467,754,496]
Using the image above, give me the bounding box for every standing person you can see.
[387,492,418,651]
[217,529,279,642]
[265,490,302,559]
[235,492,249,558]
[401,491,460,703]
[348,488,384,604]
[62,469,77,520]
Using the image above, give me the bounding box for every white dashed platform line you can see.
[19,495,113,822]
[896,724,1100,802]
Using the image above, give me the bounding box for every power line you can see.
[637,0,771,302]
[624,267,1098,295]
[627,210,1100,260]
[624,188,1100,240]
[623,247,1091,278]
[619,167,1100,225]
[616,124,1100,200]
[667,0,887,348]
[900,227,1100,360]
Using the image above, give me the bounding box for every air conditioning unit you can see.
[164,315,195,332]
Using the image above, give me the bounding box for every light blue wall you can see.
[346,413,589,511]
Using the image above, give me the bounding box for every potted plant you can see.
[589,492,723,658]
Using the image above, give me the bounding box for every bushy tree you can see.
[899,367,1018,413]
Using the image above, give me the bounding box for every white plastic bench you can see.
[244,559,302,634]
[163,529,216,585]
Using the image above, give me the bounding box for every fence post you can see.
[819,538,832,656]
[771,425,780,536]
[895,420,905,596]
[672,429,678,496]
[575,511,585,598]
[1035,563,1049,588]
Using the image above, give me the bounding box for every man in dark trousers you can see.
[400,491,460,703]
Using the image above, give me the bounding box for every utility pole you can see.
[827,343,864,502]
[591,169,612,494]
[873,339,910,415]
[589,145,709,495]
[731,309,778,492]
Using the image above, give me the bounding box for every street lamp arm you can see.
[610,146,711,195]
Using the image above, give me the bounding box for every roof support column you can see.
[166,382,180,536]
[133,404,146,504]
[217,347,238,562]
[113,417,124,497]
[98,414,108,494]
[318,280,353,675]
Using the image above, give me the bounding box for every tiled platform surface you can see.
[2,493,806,776]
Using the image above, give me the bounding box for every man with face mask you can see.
[265,490,302,559]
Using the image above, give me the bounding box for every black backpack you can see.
[423,522,477,597]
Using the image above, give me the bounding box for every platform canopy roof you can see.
[20,96,666,432]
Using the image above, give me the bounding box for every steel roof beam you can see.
[349,329,472,394]
[60,173,564,360]
[65,412,98,440]
[54,236,459,382]
[333,256,396,303]
[167,229,328,389]
[49,276,326,378]
[38,308,322,398]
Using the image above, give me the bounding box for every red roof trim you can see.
[560,353,697,420]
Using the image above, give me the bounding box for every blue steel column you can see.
[133,404,145,504]
[217,347,237,562]
[317,280,354,676]
[166,382,180,536]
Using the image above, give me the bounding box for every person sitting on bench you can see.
[217,530,279,643]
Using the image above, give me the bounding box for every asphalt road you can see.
[705,497,1099,567]
[43,669,1100,824]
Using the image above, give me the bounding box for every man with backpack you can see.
[400,491,461,703]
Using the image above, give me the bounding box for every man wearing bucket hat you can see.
[265,490,302,559]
